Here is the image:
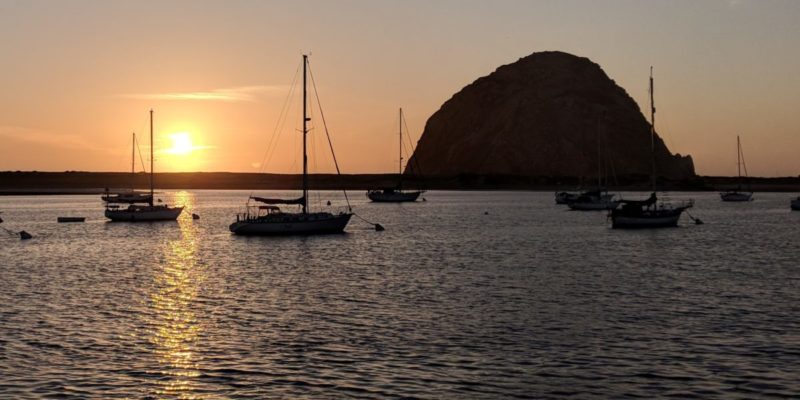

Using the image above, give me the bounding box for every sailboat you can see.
[555,191,580,204]
[367,108,425,202]
[568,116,620,211]
[229,55,352,236]
[610,68,693,228]
[102,132,152,204]
[720,135,753,202]
[104,110,183,221]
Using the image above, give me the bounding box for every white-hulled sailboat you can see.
[610,68,693,229]
[720,135,753,202]
[229,55,352,236]
[367,108,425,202]
[104,110,183,221]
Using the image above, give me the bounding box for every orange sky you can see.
[1,0,799,176]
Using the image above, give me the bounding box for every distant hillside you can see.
[407,51,695,182]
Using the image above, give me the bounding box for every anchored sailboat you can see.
[720,135,753,202]
[104,110,183,222]
[102,132,152,204]
[568,114,619,211]
[229,55,352,236]
[367,108,425,202]
[610,68,693,228]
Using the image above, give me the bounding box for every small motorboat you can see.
[57,217,86,223]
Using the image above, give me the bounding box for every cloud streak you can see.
[118,85,286,102]
[0,126,109,153]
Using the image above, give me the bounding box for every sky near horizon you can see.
[1,0,798,176]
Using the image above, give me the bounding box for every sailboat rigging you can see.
[609,67,693,229]
[367,108,425,202]
[104,110,183,221]
[229,54,352,235]
[720,135,753,201]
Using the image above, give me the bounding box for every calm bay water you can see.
[1,190,799,399]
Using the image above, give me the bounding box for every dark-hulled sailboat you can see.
[367,108,425,202]
[610,68,693,229]
[719,135,753,202]
[229,55,352,236]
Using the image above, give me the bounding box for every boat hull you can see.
[791,198,800,211]
[230,212,352,236]
[57,217,85,223]
[611,208,686,229]
[720,191,753,202]
[555,192,579,204]
[367,191,423,203]
[105,206,183,221]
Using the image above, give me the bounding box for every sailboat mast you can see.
[737,135,742,180]
[131,132,135,190]
[649,67,656,193]
[399,107,403,189]
[302,55,309,214]
[149,109,154,206]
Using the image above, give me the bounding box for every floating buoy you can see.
[326,201,331,206]
[484,211,489,215]
[192,213,200,220]
[374,223,385,231]
[19,231,32,240]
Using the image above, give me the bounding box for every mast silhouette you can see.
[736,135,742,189]
[399,107,404,189]
[302,55,309,214]
[649,66,656,193]
[149,109,154,207]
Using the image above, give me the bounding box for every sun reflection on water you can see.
[148,191,205,399]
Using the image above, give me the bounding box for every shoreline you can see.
[1,171,799,194]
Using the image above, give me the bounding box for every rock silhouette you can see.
[407,51,695,181]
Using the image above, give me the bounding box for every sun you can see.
[167,132,194,155]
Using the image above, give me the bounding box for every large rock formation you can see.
[406,51,695,181]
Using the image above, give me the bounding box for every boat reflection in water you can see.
[146,191,205,398]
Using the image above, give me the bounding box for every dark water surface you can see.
[1,191,799,399]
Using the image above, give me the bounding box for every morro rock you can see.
[406,51,695,181]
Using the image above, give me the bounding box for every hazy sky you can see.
[1,0,798,176]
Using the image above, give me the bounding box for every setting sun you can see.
[166,132,195,155]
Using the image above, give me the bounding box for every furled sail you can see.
[250,196,305,205]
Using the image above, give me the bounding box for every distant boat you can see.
[367,108,425,202]
[568,115,619,211]
[101,132,153,204]
[554,191,580,204]
[104,110,183,222]
[229,55,352,236]
[568,190,619,211]
[57,217,85,223]
[610,68,693,228]
[720,135,753,202]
